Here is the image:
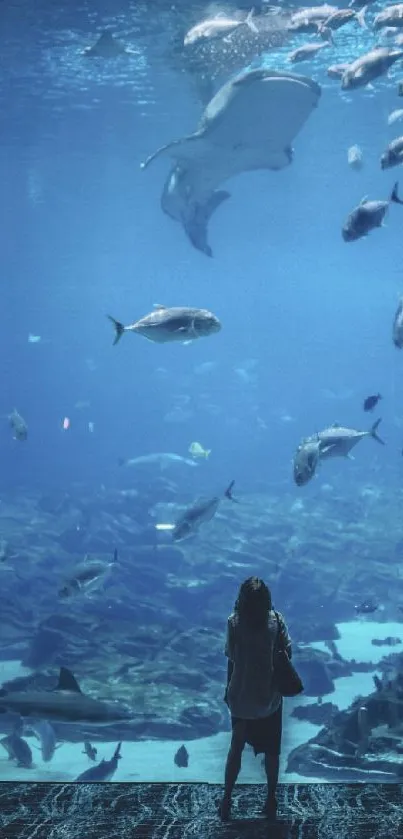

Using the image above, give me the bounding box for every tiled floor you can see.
[0,782,401,838]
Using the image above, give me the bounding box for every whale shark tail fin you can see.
[183,190,230,257]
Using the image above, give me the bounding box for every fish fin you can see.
[183,190,231,257]
[55,667,82,693]
[204,449,211,458]
[391,182,403,205]
[245,9,258,33]
[356,6,367,27]
[114,742,122,760]
[370,418,385,445]
[107,316,125,346]
[359,196,368,205]
[345,453,355,460]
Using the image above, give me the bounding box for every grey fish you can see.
[392,297,403,347]
[108,305,221,345]
[184,10,258,46]
[309,419,384,459]
[75,742,122,781]
[0,667,131,726]
[342,182,403,241]
[374,5,403,30]
[9,408,27,441]
[288,42,331,63]
[82,741,97,761]
[118,452,198,470]
[58,549,118,598]
[172,481,237,541]
[381,136,403,169]
[341,47,403,90]
[24,720,57,762]
[287,5,337,33]
[82,31,132,58]
[319,7,367,31]
[141,69,321,256]
[293,438,322,486]
[0,733,33,768]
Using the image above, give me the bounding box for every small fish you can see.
[75,742,122,781]
[9,408,28,441]
[28,334,41,343]
[342,182,403,241]
[82,741,98,761]
[355,601,378,614]
[347,144,363,170]
[381,136,403,169]
[393,297,403,347]
[188,442,211,459]
[0,733,33,768]
[174,744,189,767]
[363,394,382,412]
[108,305,221,346]
[388,108,403,124]
[184,10,258,46]
[288,41,331,63]
[341,47,403,90]
[172,481,238,541]
[58,549,118,599]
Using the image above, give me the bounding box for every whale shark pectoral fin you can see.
[182,190,230,257]
[140,131,204,169]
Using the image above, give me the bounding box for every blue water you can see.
[1,0,403,783]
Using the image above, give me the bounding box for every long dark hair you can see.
[234,576,272,630]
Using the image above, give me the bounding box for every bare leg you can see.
[262,753,279,818]
[219,722,246,821]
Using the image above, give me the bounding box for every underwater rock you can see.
[287,653,403,780]
[294,651,335,696]
[179,704,222,735]
[291,702,338,726]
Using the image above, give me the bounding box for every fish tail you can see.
[224,480,237,501]
[107,315,125,345]
[391,182,403,205]
[204,449,211,458]
[370,418,385,445]
[245,9,258,33]
[356,5,367,28]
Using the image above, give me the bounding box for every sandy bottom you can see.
[0,619,401,783]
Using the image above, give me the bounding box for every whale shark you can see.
[141,68,321,256]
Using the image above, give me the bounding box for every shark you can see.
[0,667,131,726]
[141,68,321,256]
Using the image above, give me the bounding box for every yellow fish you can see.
[189,441,211,459]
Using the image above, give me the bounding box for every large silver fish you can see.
[308,420,384,459]
[171,481,237,540]
[108,305,221,344]
[141,68,321,256]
